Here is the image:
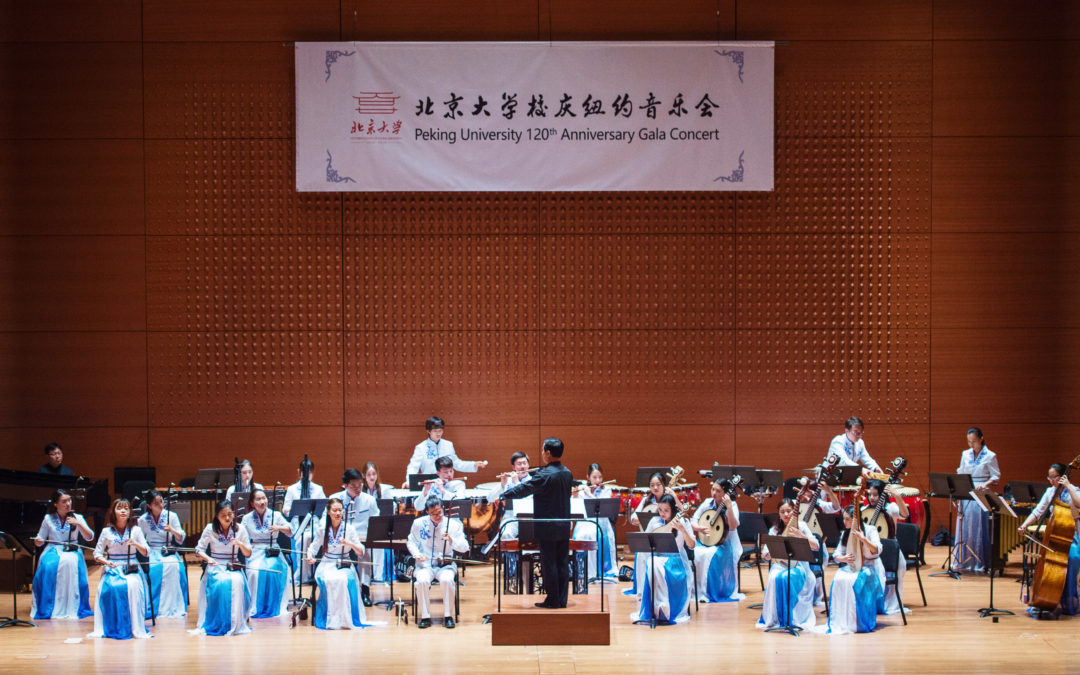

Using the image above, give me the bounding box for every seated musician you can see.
[137,489,189,618]
[361,462,395,584]
[407,496,469,629]
[572,463,618,580]
[627,472,678,596]
[954,426,1000,574]
[1017,464,1080,616]
[413,456,467,511]
[225,459,263,498]
[192,500,253,636]
[88,498,150,640]
[240,489,292,619]
[282,457,326,585]
[690,477,743,602]
[488,452,530,588]
[823,505,883,635]
[306,497,368,630]
[756,498,819,631]
[329,468,378,606]
[630,494,694,625]
[404,416,488,486]
[826,416,882,477]
[31,488,94,620]
[864,479,910,615]
[38,442,75,476]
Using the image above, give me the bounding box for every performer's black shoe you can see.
[418,618,432,629]
[444,617,456,629]
[361,585,373,607]
[535,601,556,608]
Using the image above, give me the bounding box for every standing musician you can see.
[864,479,910,615]
[571,463,618,580]
[361,462,395,584]
[137,489,189,617]
[631,494,695,625]
[954,426,1001,574]
[826,416,882,476]
[404,416,488,485]
[329,468,379,606]
[283,456,325,585]
[690,478,743,603]
[31,488,94,620]
[39,442,75,476]
[192,500,252,636]
[824,505,883,635]
[756,498,819,632]
[306,497,368,630]
[241,488,292,618]
[1017,463,1080,616]
[412,456,467,511]
[225,459,263,498]
[407,496,469,628]
[89,498,150,640]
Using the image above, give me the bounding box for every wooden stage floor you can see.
[1,546,1075,674]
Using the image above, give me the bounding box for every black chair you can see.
[880,538,907,626]
[810,539,829,618]
[917,498,931,566]
[737,512,769,593]
[896,522,927,607]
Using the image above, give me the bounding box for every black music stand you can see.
[194,468,233,491]
[635,467,671,488]
[229,491,251,521]
[582,498,620,586]
[288,498,328,611]
[928,472,974,579]
[761,534,814,636]
[0,531,34,628]
[637,511,659,532]
[408,474,438,491]
[626,531,679,629]
[831,466,863,487]
[972,489,1016,618]
[366,514,415,611]
[757,470,783,494]
[1006,481,1043,505]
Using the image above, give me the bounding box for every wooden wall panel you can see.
[0,332,146,427]
[737,234,930,328]
[148,236,342,331]
[0,236,146,331]
[540,330,734,425]
[148,332,343,427]
[548,0,733,40]
[345,193,537,236]
[343,0,539,41]
[146,140,340,235]
[149,427,344,488]
[541,234,733,330]
[0,140,144,236]
[932,234,1080,329]
[345,235,537,331]
[738,0,931,40]
[934,41,1080,137]
[144,0,340,42]
[932,138,1080,234]
[0,0,141,42]
[540,192,734,235]
[346,425,540,488]
[345,331,539,426]
[144,43,294,139]
[933,0,1080,40]
[736,329,930,424]
[737,138,931,234]
[0,428,149,485]
[0,43,141,139]
[931,329,1080,424]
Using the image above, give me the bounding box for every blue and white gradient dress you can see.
[283,479,326,584]
[954,444,1001,573]
[691,498,743,602]
[572,484,618,580]
[631,516,692,625]
[307,522,368,630]
[136,509,188,618]
[31,512,93,620]
[241,508,291,618]
[328,490,379,587]
[191,524,252,636]
[756,521,818,631]
[825,523,883,635]
[88,525,150,640]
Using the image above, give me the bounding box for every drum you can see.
[606,485,630,514]
[673,483,700,506]
[461,487,501,538]
[388,488,421,515]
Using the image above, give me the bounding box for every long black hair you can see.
[322,497,344,556]
[211,499,238,536]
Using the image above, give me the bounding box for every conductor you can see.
[500,437,573,608]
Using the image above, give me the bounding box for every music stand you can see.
[1006,481,1043,505]
[831,466,863,487]
[711,465,735,481]
[817,512,843,552]
[928,472,974,579]
[229,491,251,521]
[288,498,329,612]
[0,531,34,628]
[194,468,233,491]
[442,499,472,521]
[760,535,815,636]
[626,531,679,629]
[408,474,438,491]
[971,490,1016,618]
[757,469,783,493]
[635,467,671,488]
[582,498,620,586]
[365,514,415,611]
[637,511,659,532]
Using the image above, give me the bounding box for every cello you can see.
[1027,455,1080,612]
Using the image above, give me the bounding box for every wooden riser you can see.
[490,609,610,645]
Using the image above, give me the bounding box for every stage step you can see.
[491,609,610,645]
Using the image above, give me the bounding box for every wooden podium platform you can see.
[491,609,610,645]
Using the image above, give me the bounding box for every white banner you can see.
[296,42,773,192]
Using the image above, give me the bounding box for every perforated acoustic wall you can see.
[2,2,1077,532]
